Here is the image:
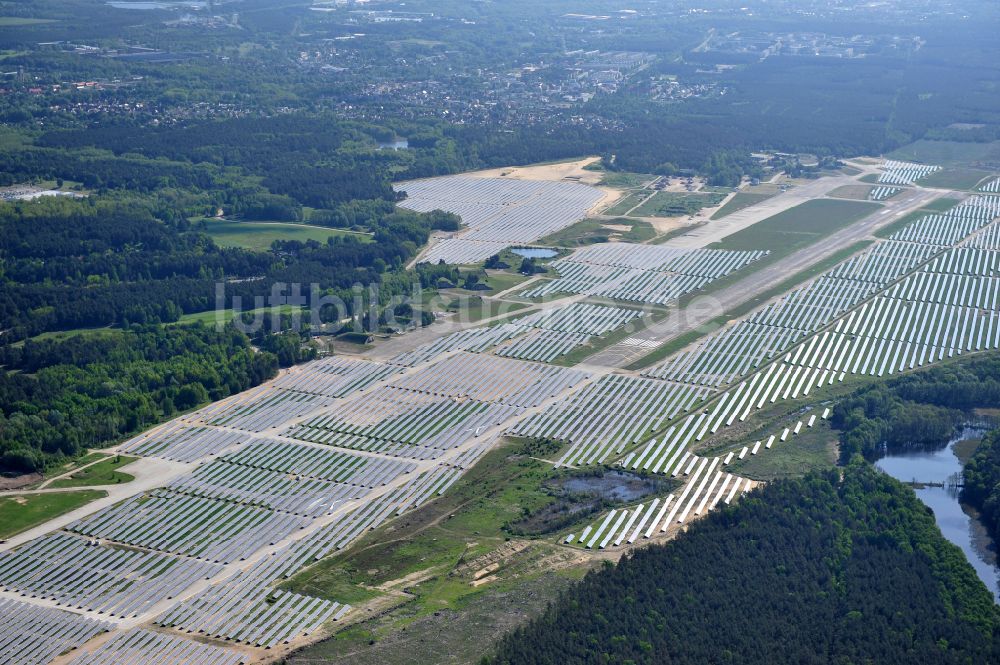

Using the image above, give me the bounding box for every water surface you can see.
[512,247,557,259]
[875,428,1000,601]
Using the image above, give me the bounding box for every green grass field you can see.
[483,271,533,294]
[436,293,532,324]
[712,199,878,252]
[202,219,370,252]
[889,140,1000,167]
[726,422,839,481]
[631,191,725,218]
[173,304,304,327]
[919,167,994,191]
[711,191,775,219]
[921,196,963,212]
[18,327,121,346]
[0,17,55,26]
[598,171,656,189]
[827,185,881,201]
[283,439,566,606]
[49,455,136,488]
[602,191,648,216]
[0,490,106,539]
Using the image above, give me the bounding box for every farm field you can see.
[0,490,107,539]
[202,219,370,251]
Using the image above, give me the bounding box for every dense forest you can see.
[490,464,1000,664]
[0,195,459,341]
[962,430,1000,546]
[831,355,1000,461]
[0,324,278,473]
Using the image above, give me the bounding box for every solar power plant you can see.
[877,159,941,185]
[566,469,759,550]
[67,629,246,665]
[0,598,111,665]
[509,375,711,466]
[0,533,225,618]
[8,166,1000,664]
[978,177,1000,193]
[286,352,587,459]
[616,195,1000,478]
[394,176,604,264]
[521,243,768,304]
[389,303,644,366]
[868,185,901,201]
[0,337,591,659]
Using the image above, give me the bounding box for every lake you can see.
[511,247,557,259]
[875,428,1000,601]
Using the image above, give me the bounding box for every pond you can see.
[511,247,557,259]
[556,470,661,503]
[875,427,1000,601]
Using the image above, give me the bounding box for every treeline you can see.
[0,324,277,474]
[37,115,405,210]
[490,463,1000,664]
[962,430,1000,544]
[30,113,769,205]
[0,142,301,221]
[831,354,1000,461]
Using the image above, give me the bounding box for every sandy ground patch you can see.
[591,186,625,215]
[466,156,604,185]
[630,216,691,235]
[0,473,42,491]
[464,156,625,216]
